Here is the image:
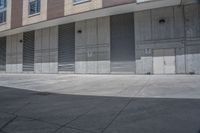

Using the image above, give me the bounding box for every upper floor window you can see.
[0,0,6,24]
[73,0,90,5]
[29,0,40,16]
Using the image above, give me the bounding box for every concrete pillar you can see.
[41,28,50,73]
[6,34,23,73]
[49,26,58,73]
[34,30,42,73]
[34,26,58,74]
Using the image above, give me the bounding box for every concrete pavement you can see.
[0,74,200,133]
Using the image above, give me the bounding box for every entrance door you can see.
[111,13,135,73]
[153,49,175,74]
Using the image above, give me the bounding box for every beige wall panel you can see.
[23,0,47,26]
[65,0,102,16]
[0,0,11,32]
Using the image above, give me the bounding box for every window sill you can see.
[28,12,40,18]
[73,0,91,5]
[0,22,6,26]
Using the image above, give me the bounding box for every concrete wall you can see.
[134,6,183,74]
[34,26,58,73]
[185,4,200,74]
[2,3,200,74]
[75,17,110,74]
[135,3,200,74]
[6,33,23,73]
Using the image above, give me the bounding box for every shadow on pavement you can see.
[0,86,200,133]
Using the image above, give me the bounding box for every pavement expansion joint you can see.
[0,116,18,131]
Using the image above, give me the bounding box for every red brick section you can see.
[47,0,65,20]
[103,0,136,8]
[11,0,23,29]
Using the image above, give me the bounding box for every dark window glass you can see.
[0,0,6,23]
[29,0,40,15]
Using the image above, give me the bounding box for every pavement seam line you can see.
[13,102,31,114]
[0,116,18,131]
[65,126,98,133]
[101,77,150,133]
[134,76,150,97]
[51,98,109,133]
[100,98,133,133]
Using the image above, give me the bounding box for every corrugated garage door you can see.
[58,23,75,72]
[0,37,6,71]
[23,31,35,71]
[111,13,135,73]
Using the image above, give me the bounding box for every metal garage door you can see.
[23,31,35,72]
[0,37,6,71]
[58,23,75,72]
[111,13,135,73]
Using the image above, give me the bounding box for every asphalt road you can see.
[0,74,200,133]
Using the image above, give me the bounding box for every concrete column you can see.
[41,28,50,73]
[34,30,42,73]
[6,34,23,73]
[34,27,58,74]
[97,17,110,74]
[49,26,58,73]
[75,21,87,73]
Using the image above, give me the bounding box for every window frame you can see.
[28,0,41,17]
[0,0,6,24]
[73,0,90,5]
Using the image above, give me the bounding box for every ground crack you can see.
[0,115,18,131]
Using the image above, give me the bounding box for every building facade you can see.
[0,0,199,74]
